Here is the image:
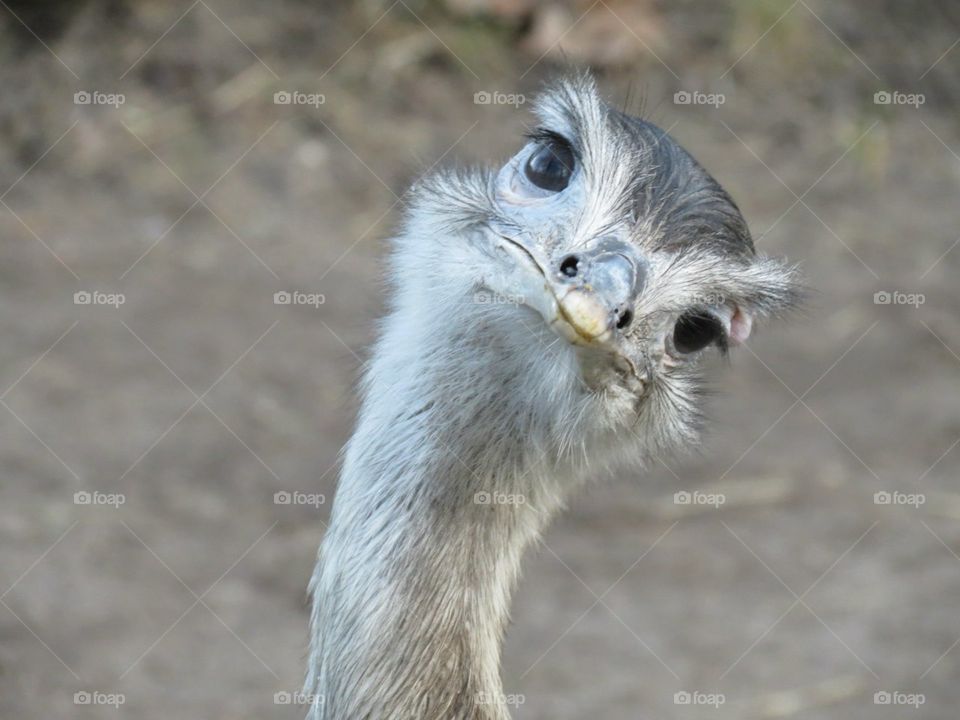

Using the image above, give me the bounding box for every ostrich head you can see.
[394,73,799,468]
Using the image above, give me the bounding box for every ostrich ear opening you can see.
[709,304,753,346]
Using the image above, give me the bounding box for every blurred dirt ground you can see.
[1,1,959,718]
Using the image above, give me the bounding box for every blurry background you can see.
[1,1,958,718]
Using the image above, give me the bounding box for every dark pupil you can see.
[524,140,574,192]
[673,312,722,354]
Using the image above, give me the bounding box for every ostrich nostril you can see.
[616,308,634,330]
[559,255,581,278]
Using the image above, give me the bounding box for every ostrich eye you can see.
[673,312,724,354]
[524,138,574,192]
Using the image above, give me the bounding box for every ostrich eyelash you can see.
[523,128,579,160]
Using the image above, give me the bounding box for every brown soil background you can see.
[1,1,959,718]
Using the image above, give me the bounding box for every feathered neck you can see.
[305,295,583,719]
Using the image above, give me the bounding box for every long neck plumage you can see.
[306,294,583,719]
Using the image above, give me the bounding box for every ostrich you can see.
[305,72,799,719]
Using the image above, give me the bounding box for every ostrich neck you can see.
[307,319,568,719]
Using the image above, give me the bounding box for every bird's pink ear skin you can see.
[728,306,753,345]
[711,303,753,346]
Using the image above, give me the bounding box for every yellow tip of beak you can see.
[557,289,611,343]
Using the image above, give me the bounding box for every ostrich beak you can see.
[489,233,646,348]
